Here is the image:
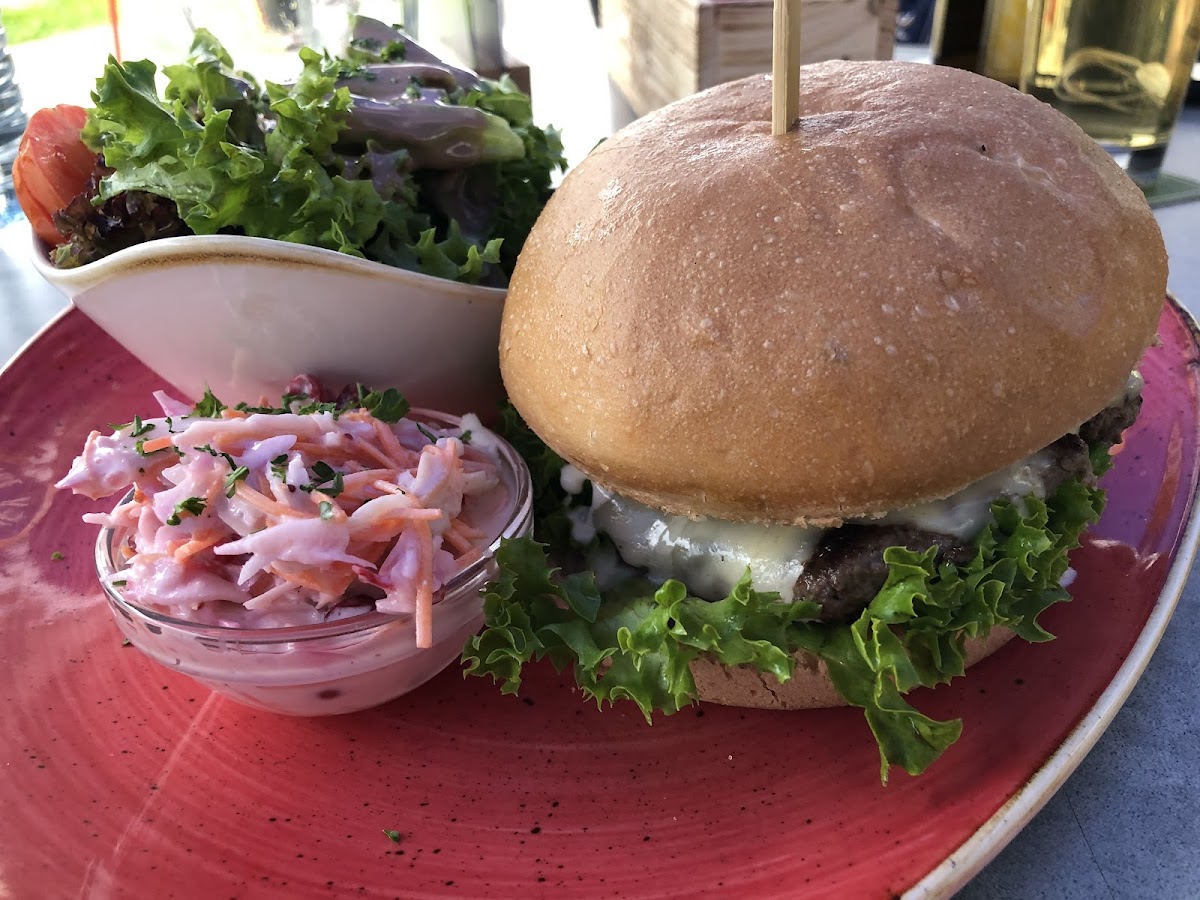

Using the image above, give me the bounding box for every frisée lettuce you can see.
[462,417,1107,783]
[55,21,565,283]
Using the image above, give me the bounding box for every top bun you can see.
[499,61,1166,525]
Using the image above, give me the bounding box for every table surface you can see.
[2,102,1198,899]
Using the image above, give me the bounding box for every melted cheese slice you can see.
[868,450,1054,539]
[570,445,1057,602]
[590,486,822,601]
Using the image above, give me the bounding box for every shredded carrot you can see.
[220,408,249,419]
[449,546,485,574]
[310,491,347,521]
[172,533,224,562]
[289,441,390,466]
[269,560,357,596]
[372,480,408,495]
[348,540,392,566]
[351,508,445,544]
[372,418,420,468]
[450,519,486,540]
[137,435,176,454]
[442,527,473,555]
[340,468,403,491]
[355,438,400,470]
[233,482,306,518]
[412,520,434,648]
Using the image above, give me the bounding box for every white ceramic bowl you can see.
[32,234,508,415]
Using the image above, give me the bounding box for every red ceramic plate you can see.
[2,301,1198,899]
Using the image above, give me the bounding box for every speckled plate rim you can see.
[906,291,1200,899]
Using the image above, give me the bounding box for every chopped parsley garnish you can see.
[129,416,155,438]
[379,39,407,61]
[236,393,340,416]
[356,385,410,423]
[382,829,402,843]
[165,496,207,526]
[196,444,238,467]
[300,460,345,497]
[224,466,250,497]
[112,579,128,587]
[176,386,412,424]
[270,454,290,481]
[110,414,156,435]
[459,429,472,444]
[191,387,227,418]
[318,501,335,520]
[50,551,64,561]
[121,638,132,647]
[349,35,407,62]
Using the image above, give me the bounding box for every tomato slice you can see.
[12,105,96,247]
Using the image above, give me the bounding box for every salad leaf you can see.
[52,176,192,269]
[459,76,566,274]
[84,35,377,254]
[71,25,565,283]
[492,402,572,545]
[408,220,503,284]
[463,453,1108,783]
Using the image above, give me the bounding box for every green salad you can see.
[54,16,566,284]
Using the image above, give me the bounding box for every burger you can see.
[461,61,1167,780]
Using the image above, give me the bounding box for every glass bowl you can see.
[93,412,533,716]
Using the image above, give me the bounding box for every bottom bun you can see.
[690,627,1017,711]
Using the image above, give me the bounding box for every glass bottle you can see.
[0,12,29,202]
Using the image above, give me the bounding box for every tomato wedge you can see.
[12,105,96,247]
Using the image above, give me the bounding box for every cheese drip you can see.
[572,446,1056,603]
[590,486,822,601]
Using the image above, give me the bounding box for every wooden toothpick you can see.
[771,0,803,136]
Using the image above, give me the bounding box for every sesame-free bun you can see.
[689,626,1015,710]
[500,61,1166,524]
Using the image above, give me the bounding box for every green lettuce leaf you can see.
[463,458,1107,783]
[85,36,379,255]
[77,30,564,283]
[457,75,566,274]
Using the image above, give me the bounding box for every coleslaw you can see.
[57,381,512,648]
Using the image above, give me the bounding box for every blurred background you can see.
[1,0,1198,186]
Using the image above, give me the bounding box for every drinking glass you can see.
[1021,0,1200,187]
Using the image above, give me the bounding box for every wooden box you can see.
[602,0,898,119]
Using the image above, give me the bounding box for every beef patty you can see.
[799,394,1130,622]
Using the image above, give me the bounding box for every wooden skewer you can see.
[771,0,803,136]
